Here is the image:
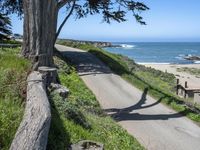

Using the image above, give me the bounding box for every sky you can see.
[10,0,200,42]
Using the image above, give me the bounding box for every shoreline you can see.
[140,63,200,70]
[137,62,200,65]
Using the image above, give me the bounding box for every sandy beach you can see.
[142,63,200,89]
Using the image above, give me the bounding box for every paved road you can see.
[56,44,200,150]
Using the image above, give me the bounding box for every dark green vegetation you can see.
[47,54,144,150]
[0,14,12,41]
[57,41,200,123]
[0,48,31,150]
[177,67,200,78]
[0,40,22,44]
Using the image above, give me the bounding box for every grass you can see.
[0,47,31,150]
[56,41,200,123]
[0,40,22,44]
[47,54,144,150]
[177,67,200,78]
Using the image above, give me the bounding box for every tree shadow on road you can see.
[60,50,113,76]
[105,88,186,121]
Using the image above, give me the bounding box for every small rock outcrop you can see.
[50,83,69,99]
[71,140,104,150]
[184,55,200,61]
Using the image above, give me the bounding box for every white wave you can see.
[175,56,183,60]
[175,54,184,60]
[186,54,193,56]
[178,54,185,57]
[176,54,194,60]
[121,44,135,48]
[194,61,200,64]
[137,62,171,65]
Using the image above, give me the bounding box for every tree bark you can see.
[21,0,58,69]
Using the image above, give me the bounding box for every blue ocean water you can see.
[104,42,200,64]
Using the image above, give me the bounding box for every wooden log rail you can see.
[10,71,51,150]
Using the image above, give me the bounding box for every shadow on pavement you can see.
[61,51,112,76]
[105,88,186,121]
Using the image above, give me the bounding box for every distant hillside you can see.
[57,39,112,47]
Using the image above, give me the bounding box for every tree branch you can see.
[55,0,75,42]
[57,0,71,9]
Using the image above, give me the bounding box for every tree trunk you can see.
[21,0,58,69]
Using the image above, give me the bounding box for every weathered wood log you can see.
[10,71,51,150]
[38,66,57,87]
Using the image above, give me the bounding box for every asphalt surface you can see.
[56,44,200,150]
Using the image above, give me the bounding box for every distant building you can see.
[176,79,200,104]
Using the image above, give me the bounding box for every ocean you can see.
[103,42,200,64]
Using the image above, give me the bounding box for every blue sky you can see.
[11,0,200,42]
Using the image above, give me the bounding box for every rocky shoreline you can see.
[184,55,200,61]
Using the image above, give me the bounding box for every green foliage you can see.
[47,56,144,150]
[56,40,80,48]
[56,58,102,115]
[0,13,12,41]
[0,99,24,150]
[58,42,200,122]
[0,40,22,44]
[0,0,23,16]
[0,0,148,24]
[0,48,30,150]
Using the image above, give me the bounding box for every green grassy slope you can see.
[0,48,31,150]
[177,67,200,78]
[47,54,144,150]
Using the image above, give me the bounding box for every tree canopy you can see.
[0,13,12,40]
[0,0,149,24]
[0,0,23,16]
